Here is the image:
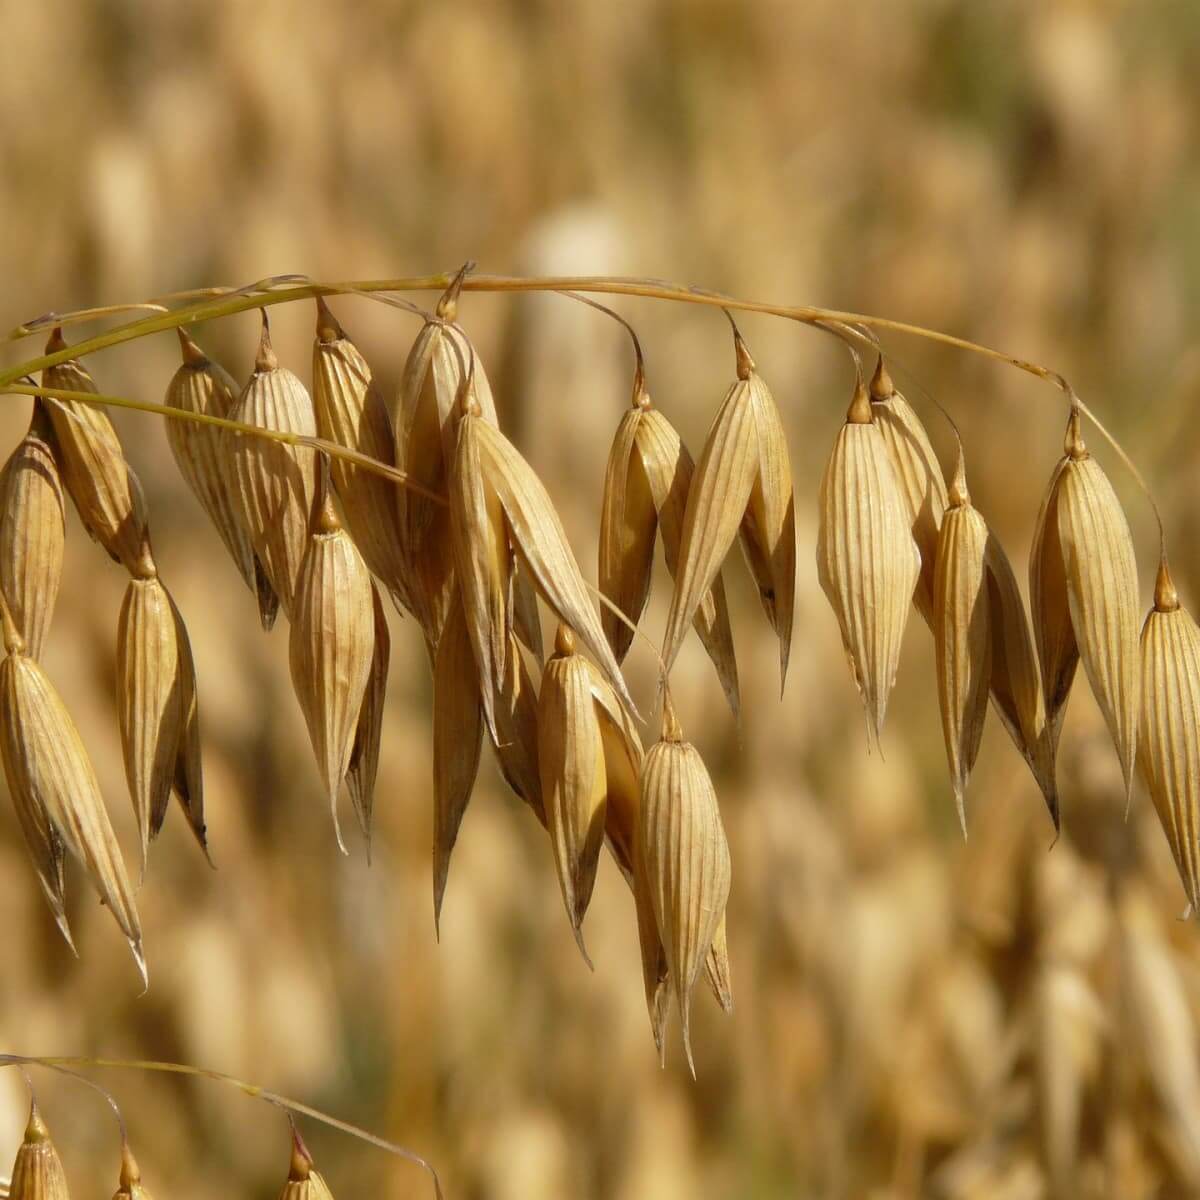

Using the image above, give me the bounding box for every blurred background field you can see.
[2,1,1200,1196]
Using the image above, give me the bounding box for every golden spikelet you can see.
[346,584,389,854]
[817,373,920,743]
[116,573,185,874]
[869,357,948,627]
[599,381,739,716]
[312,298,412,615]
[0,404,65,660]
[0,634,144,981]
[1032,408,1140,797]
[661,327,795,692]
[167,590,209,860]
[277,1131,335,1200]
[288,478,376,852]
[432,586,484,933]
[1139,559,1200,912]
[225,313,318,620]
[167,328,278,630]
[7,1100,69,1200]
[537,625,614,962]
[41,328,153,577]
[491,630,544,824]
[638,698,731,1075]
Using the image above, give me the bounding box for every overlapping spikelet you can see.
[1032,407,1140,797]
[661,326,795,692]
[166,328,278,629]
[0,637,144,980]
[7,1101,69,1200]
[432,586,484,931]
[167,590,209,857]
[41,329,153,576]
[638,698,731,1075]
[288,476,376,852]
[599,378,739,715]
[225,313,318,620]
[346,584,389,853]
[312,298,413,614]
[817,372,920,742]
[491,629,544,822]
[1139,559,1200,913]
[869,357,948,627]
[0,404,65,660]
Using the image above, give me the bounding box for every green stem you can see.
[0,1054,443,1200]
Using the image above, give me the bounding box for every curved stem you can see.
[0,1054,442,1200]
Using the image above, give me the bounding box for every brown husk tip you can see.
[314,295,343,345]
[120,1140,141,1189]
[869,355,895,401]
[948,446,970,508]
[44,325,67,355]
[846,373,873,424]
[176,326,208,366]
[256,310,278,372]
[1155,556,1180,613]
[661,692,683,742]
[1064,404,1087,460]
[289,1123,314,1181]
[436,260,476,322]
[726,313,755,380]
[553,622,576,657]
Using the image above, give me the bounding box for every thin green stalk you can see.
[1,1054,443,1200]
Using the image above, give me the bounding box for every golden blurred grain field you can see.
[3,2,1200,1197]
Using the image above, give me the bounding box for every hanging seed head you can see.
[869,356,948,629]
[288,477,376,852]
[167,329,278,629]
[661,323,795,694]
[491,629,544,824]
[346,584,389,856]
[638,698,732,1076]
[167,592,210,862]
[225,312,318,620]
[538,625,610,964]
[277,1128,335,1200]
[0,405,65,660]
[0,650,145,982]
[1140,558,1200,912]
[116,575,185,875]
[932,454,992,836]
[8,1100,69,1200]
[41,329,153,577]
[817,372,921,744]
[1032,406,1140,798]
[311,298,413,616]
[432,586,484,935]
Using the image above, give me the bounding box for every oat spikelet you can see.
[312,298,412,615]
[538,625,610,963]
[8,1100,69,1200]
[288,478,376,852]
[491,630,544,824]
[116,573,185,874]
[0,405,65,660]
[225,313,318,620]
[817,373,920,742]
[869,357,947,628]
[0,636,145,981]
[1140,559,1200,911]
[600,384,739,716]
[432,586,484,933]
[41,328,153,576]
[168,591,210,861]
[1033,408,1140,797]
[661,327,795,692]
[638,697,732,1076]
[277,1129,335,1200]
[167,328,278,630]
[933,458,992,835]
[346,583,389,855]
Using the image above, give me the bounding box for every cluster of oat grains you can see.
[2,268,1199,1080]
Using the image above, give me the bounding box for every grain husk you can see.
[7,1100,69,1200]
[346,583,389,854]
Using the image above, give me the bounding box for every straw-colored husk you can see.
[0,648,145,982]
[491,630,544,824]
[7,1101,70,1200]
[167,590,208,858]
[817,376,920,743]
[167,328,277,629]
[0,405,65,660]
[225,317,318,620]
[41,330,153,577]
[288,485,376,852]
[346,583,389,853]
[111,1143,154,1200]
[277,1133,336,1200]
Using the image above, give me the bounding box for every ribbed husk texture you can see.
[1032,410,1139,798]
[817,378,920,743]
[166,329,277,628]
[41,332,153,577]
[599,393,739,717]
[8,1102,70,1200]
[346,583,389,853]
[0,404,65,660]
[225,320,318,620]
[0,649,144,981]
[638,703,731,1075]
